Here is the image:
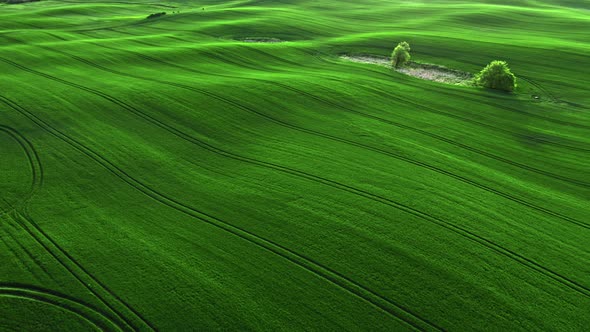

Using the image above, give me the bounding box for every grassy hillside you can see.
[1,0,589,330]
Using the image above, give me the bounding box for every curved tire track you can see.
[106,30,590,152]
[76,32,590,182]
[0,210,55,284]
[4,207,152,332]
[333,50,590,130]
[518,76,558,102]
[23,40,590,231]
[0,283,124,332]
[2,62,590,310]
[97,30,590,135]
[0,125,43,215]
[0,95,441,332]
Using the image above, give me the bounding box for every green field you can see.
[1,0,589,330]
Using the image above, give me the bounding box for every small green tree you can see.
[391,41,411,68]
[398,41,410,52]
[475,60,517,92]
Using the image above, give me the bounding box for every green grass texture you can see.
[1,0,589,330]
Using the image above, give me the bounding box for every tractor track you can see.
[6,35,590,229]
[0,94,441,332]
[116,30,590,146]
[0,220,47,283]
[0,211,54,283]
[4,35,590,229]
[86,31,590,156]
[0,283,124,332]
[409,49,564,103]
[4,36,590,229]
[2,60,590,310]
[79,30,590,154]
[0,125,43,215]
[308,49,589,151]
[4,207,151,332]
[89,35,590,191]
[519,76,558,102]
[265,70,590,185]
[103,28,590,132]
[353,79,590,153]
[333,50,590,130]
[2,4,588,331]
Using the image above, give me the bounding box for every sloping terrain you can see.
[1,0,589,330]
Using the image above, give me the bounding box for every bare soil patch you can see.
[237,37,284,43]
[341,55,474,86]
[340,55,390,67]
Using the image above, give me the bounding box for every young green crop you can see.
[0,1,589,331]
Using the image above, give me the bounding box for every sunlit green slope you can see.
[1,0,589,330]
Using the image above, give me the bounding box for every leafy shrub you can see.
[391,41,411,68]
[475,60,517,92]
[398,41,410,53]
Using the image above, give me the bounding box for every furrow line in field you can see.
[1,94,440,332]
[88,29,590,133]
[0,292,105,331]
[0,217,46,284]
[5,208,142,332]
[35,41,590,227]
[274,73,590,187]
[142,23,316,37]
[358,79,590,153]
[0,110,150,330]
[0,125,43,214]
[0,210,54,283]
[408,49,564,104]
[16,28,590,154]
[519,76,558,102]
[84,31,590,161]
[300,48,590,150]
[2,54,590,303]
[328,51,590,129]
[0,283,124,332]
[94,30,590,152]
[9,35,590,228]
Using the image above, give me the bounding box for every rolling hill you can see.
[1,0,589,330]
